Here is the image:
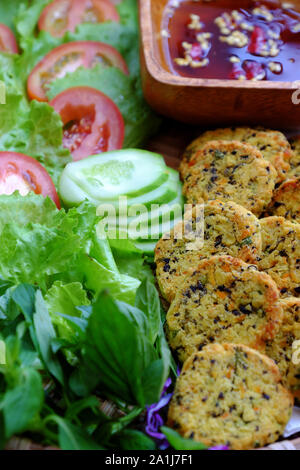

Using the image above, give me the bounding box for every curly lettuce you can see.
[0,192,140,303]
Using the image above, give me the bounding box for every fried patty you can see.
[155,200,262,303]
[266,177,300,223]
[182,140,277,216]
[180,127,292,182]
[258,216,300,297]
[166,255,282,363]
[266,297,300,393]
[167,343,293,450]
[288,135,300,178]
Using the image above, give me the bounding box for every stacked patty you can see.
[289,135,300,178]
[182,140,277,216]
[167,343,293,450]
[155,200,262,302]
[258,217,300,297]
[155,127,300,449]
[266,177,300,223]
[166,255,282,363]
[266,297,300,393]
[180,127,292,182]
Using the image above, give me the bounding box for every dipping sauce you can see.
[162,0,300,80]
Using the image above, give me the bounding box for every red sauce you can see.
[162,0,300,81]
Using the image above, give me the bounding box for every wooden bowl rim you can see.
[140,0,300,90]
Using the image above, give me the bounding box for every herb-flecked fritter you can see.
[166,255,282,363]
[182,140,277,216]
[167,343,293,450]
[155,200,262,303]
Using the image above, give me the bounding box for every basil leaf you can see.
[33,291,64,385]
[46,416,104,450]
[3,367,43,438]
[12,284,38,350]
[161,427,207,450]
[135,279,161,343]
[141,359,166,405]
[84,292,145,405]
[115,429,156,450]
[81,292,166,406]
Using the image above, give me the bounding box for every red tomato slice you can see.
[49,86,124,161]
[27,41,129,102]
[0,152,60,208]
[0,24,18,53]
[38,0,119,38]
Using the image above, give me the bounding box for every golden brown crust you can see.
[167,343,293,450]
[266,297,300,392]
[180,127,292,182]
[155,200,262,303]
[182,140,277,216]
[258,217,300,297]
[288,135,300,178]
[266,177,300,223]
[166,255,282,363]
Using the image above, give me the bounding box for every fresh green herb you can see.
[112,429,156,450]
[214,150,225,159]
[0,87,71,186]
[161,427,208,450]
[240,236,253,246]
[75,291,168,407]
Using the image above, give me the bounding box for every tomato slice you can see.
[49,86,124,161]
[0,152,60,208]
[27,41,129,102]
[38,0,119,37]
[0,24,18,53]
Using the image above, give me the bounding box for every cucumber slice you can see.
[122,169,181,209]
[101,176,184,242]
[127,214,183,241]
[105,183,184,228]
[59,149,169,207]
[95,169,181,213]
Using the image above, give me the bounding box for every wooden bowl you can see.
[139,0,300,130]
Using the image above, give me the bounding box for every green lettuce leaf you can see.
[15,0,51,42]
[0,51,70,186]
[78,254,140,306]
[0,192,140,303]
[0,88,71,186]
[0,0,25,33]
[0,193,92,290]
[109,238,154,283]
[0,54,23,93]
[46,281,90,320]
[44,281,91,364]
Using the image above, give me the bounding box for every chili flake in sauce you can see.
[162,0,300,80]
